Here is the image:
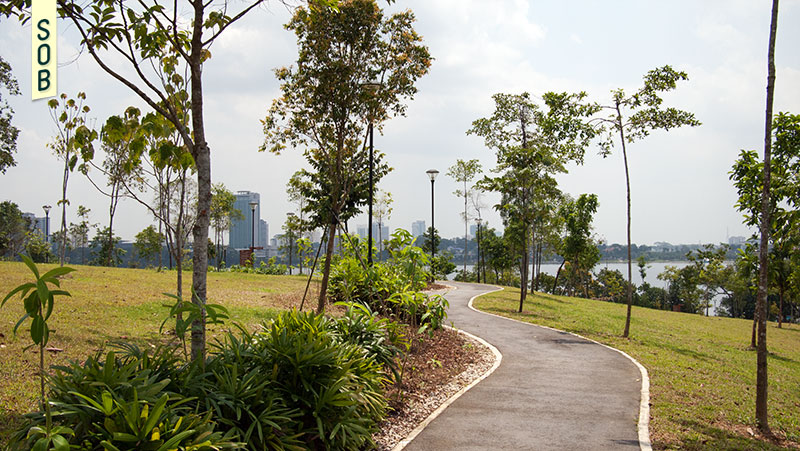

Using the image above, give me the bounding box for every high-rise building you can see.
[259,219,268,249]
[411,220,426,238]
[229,191,266,250]
[469,224,478,239]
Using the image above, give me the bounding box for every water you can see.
[450,261,692,288]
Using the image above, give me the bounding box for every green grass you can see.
[0,262,319,444]
[474,288,800,450]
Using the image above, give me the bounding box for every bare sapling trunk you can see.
[618,102,633,338]
[755,0,779,434]
[318,221,337,313]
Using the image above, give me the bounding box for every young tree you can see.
[594,66,701,338]
[82,108,145,266]
[47,93,96,267]
[556,194,600,298]
[755,0,780,432]
[210,183,242,269]
[68,205,92,264]
[470,92,595,312]
[134,225,165,267]
[89,226,124,266]
[2,0,332,361]
[0,200,28,257]
[262,0,431,312]
[447,159,482,276]
[373,190,393,259]
[0,55,20,173]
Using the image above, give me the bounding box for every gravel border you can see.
[373,330,498,450]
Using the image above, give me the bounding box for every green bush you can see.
[333,303,406,383]
[254,311,387,450]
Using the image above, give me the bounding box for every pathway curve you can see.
[404,281,645,451]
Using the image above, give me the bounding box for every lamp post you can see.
[426,169,439,262]
[42,205,51,263]
[362,81,382,266]
[249,201,257,266]
[475,217,482,283]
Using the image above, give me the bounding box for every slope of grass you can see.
[0,261,318,442]
[474,288,800,450]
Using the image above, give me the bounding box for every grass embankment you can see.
[0,261,317,442]
[474,288,800,450]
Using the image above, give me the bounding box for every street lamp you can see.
[475,217,482,283]
[249,201,258,265]
[362,81,382,266]
[426,169,439,262]
[42,205,51,263]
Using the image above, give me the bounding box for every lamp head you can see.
[249,201,258,212]
[42,205,51,214]
[426,169,439,182]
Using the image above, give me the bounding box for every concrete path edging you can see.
[465,287,653,451]
[392,285,504,451]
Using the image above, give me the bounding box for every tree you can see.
[134,225,165,267]
[282,213,305,274]
[373,190,392,259]
[755,0,780,432]
[421,226,440,257]
[210,183,242,269]
[3,0,331,361]
[0,55,20,173]
[470,92,595,312]
[262,0,431,313]
[89,226,124,267]
[82,108,145,266]
[447,159,482,276]
[47,93,96,267]
[68,205,92,264]
[24,231,54,263]
[0,200,28,257]
[594,66,701,338]
[556,194,600,298]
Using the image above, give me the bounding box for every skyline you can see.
[1,1,799,247]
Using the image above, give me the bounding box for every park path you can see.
[403,281,645,451]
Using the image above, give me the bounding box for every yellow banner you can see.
[32,0,57,100]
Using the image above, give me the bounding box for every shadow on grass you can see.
[657,342,721,364]
[671,420,793,451]
[532,293,570,304]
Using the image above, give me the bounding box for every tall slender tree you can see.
[47,93,96,267]
[447,159,482,276]
[262,0,431,313]
[755,0,780,433]
[3,0,339,361]
[594,66,700,338]
[470,92,596,311]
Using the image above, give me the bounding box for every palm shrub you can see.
[254,311,387,450]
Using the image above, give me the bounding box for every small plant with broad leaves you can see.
[1,255,76,450]
[160,291,230,359]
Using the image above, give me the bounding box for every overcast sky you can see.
[2,0,799,247]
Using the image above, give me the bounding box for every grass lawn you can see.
[0,261,319,443]
[474,287,800,450]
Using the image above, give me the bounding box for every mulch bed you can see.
[373,326,495,449]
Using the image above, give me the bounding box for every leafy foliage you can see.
[0,55,20,173]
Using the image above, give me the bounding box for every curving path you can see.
[403,282,646,451]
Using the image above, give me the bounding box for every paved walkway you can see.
[404,282,644,451]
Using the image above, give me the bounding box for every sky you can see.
[1,0,799,247]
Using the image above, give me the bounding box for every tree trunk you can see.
[553,259,565,295]
[518,232,529,313]
[317,221,337,313]
[618,102,634,339]
[189,2,210,363]
[778,285,784,328]
[755,0,779,434]
[59,150,70,267]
